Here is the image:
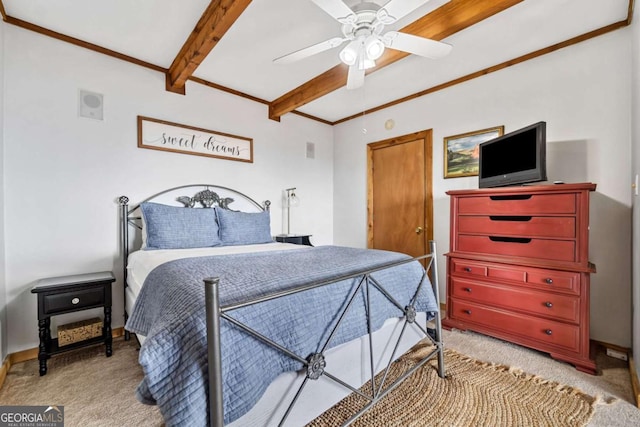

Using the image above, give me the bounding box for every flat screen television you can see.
[478,121,547,188]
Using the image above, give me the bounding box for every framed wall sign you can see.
[444,126,504,178]
[137,116,253,163]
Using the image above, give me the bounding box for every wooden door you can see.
[367,130,433,258]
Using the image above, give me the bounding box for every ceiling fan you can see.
[274,0,453,89]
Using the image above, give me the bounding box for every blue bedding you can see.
[125,245,438,426]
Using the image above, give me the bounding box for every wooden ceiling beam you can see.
[166,0,252,95]
[268,0,524,121]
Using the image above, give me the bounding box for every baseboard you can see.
[0,327,125,390]
[0,357,9,391]
[592,339,631,356]
[9,347,39,365]
[630,354,640,408]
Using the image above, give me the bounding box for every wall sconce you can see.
[285,187,300,235]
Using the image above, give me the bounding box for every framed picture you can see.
[138,116,253,163]
[443,126,504,178]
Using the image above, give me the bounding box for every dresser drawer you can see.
[525,270,580,294]
[458,216,575,239]
[449,299,580,352]
[43,287,105,315]
[451,259,580,295]
[458,235,576,262]
[457,193,576,215]
[450,278,580,323]
[451,259,488,277]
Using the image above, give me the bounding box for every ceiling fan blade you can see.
[377,0,431,24]
[382,31,452,59]
[346,65,365,90]
[274,37,346,64]
[311,0,357,24]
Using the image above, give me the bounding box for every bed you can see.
[119,184,445,426]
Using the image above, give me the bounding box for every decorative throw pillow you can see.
[215,208,273,245]
[140,202,222,249]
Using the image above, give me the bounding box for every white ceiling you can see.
[3,0,631,123]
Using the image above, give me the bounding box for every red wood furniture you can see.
[443,183,596,374]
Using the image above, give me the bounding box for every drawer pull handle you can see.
[489,216,532,222]
[463,309,472,315]
[463,267,472,272]
[463,287,472,293]
[544,329,553,336]
[489,236,532,244]
[71,297,80,305]
[544,278,554,284]
[489,194,532,201]
[544,301,553,308]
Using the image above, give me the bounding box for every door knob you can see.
[415,226,423,235]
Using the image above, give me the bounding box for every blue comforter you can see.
[125,245,438,426]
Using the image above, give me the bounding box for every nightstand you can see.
[275,234,313,246]
[31,271,115,376]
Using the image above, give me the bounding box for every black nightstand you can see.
[31,271,115,376]
[275,234,313,246]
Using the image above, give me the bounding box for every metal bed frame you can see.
[119,184,445,427]
[119,184,269,340]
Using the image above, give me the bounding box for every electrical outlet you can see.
[606,348,628,361]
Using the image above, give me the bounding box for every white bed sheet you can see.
[125,242,428,426]
[127,242,304,296]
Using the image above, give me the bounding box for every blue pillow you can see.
[140,202,222,250]
[215,208,273,246]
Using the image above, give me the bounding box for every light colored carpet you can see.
[0,339,163,426]
[0,330,638,426]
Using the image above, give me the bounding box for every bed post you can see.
[204,277,224,427]
[428,240,445,378]
[119,196,131,341]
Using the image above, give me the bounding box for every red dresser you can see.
[443,183,596,374]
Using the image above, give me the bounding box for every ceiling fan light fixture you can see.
[339,40,360,66]
[364,35,384,60]
[276,0,451,90]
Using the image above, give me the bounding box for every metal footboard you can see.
[204,240,445,427]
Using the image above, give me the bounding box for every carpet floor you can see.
[0,329,638,426]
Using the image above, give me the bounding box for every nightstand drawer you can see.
[275,234,313,246]
[43,287,105,315]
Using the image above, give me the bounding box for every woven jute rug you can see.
[307,341,597,427]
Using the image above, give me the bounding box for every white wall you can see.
[631,6,640,379]
[334,30,633,347]
[3,26,334,354]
